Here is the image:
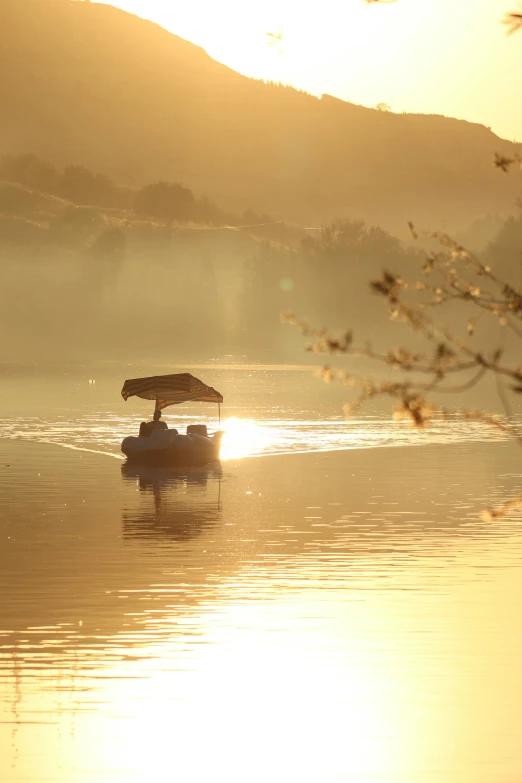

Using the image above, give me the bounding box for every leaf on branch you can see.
[494,152,518,172]
[371,271,401,302]
[451,244,468,259]
[327,331,353,353]
[387,347,423,370]
[281,310,310,336]
[393,395,434,429]
[434,342,457,367]
[305,329,354,355]
[318,366,334,383]
[341,375,358,388]
[480,495,522,522]
[407,221,418,240]
[422,257,434,276]
[502,12,522,35]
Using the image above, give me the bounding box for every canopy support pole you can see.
[218,401,221,428]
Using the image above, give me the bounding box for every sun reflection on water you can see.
[219,417,273,460]
[55,594,410,783]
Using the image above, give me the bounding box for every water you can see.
[0,366,521,782]
[0,364,508,460]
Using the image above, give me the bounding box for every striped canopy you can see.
[121,373,223,410]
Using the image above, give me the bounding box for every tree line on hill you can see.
[0,153,273,227]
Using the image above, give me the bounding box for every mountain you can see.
[1,0,520,233]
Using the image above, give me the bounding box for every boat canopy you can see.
[121,373,223,410]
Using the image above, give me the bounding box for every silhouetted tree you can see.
[298,218,421,318]
[134,181,195,221]
[0,153,61,193]
[0,153,132,208]
[193,195,231,225]
[60,166,116,207]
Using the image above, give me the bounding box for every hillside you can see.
[1,0,520,234]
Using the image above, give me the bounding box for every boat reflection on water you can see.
[121,462,222,542]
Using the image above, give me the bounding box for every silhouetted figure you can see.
[138,421,150,438]
[139,409,168,437]
[151,409,168,430]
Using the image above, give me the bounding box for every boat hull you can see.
[121,431,222,467]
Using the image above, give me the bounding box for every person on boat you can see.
[139,409,168,437]
[150,409,168,430]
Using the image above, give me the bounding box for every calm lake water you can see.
[0,365,521,783]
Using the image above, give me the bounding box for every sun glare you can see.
[50,591,429,783]
[101,0,444,96]
[98,0,518,137]
[220,416,272,460]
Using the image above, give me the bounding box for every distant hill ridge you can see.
[1,0,520,233]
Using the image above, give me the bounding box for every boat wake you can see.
[0,412,509,463]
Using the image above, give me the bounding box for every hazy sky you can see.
[96,0,521,141]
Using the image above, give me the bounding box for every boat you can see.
[120,372,223,466]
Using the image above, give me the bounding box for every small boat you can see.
[120,372,223,466]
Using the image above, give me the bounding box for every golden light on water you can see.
[2,428,522,782]
[220,416,272,460]
[58,594,412,783]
